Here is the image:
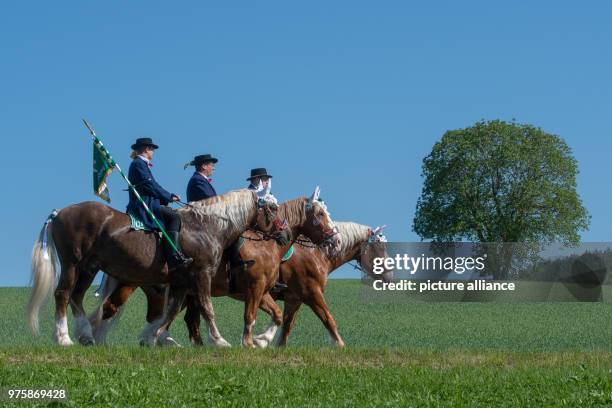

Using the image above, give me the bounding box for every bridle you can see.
[349,229,388,274]
[305,200,340,247]
[244,202,289,242]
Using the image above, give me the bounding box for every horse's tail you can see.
[27,209,60,335]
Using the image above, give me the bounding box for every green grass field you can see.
[1,280,611,406]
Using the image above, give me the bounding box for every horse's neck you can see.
[183,200,258,249]
[280,198,309,241]
[327,242,362,274]
[280,198,307,228]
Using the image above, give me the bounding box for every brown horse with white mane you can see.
[27,189,281,346]
[94,221,390,348]
[91,190,342,347]
[264,222,391,347]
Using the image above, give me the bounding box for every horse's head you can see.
[302,186,342,256]
[359,226,393,283]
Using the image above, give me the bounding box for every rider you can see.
[186,154,217,202]
[246,168,272,191]
[185,154,248,292]
[247,168,288,293]
[127,138,193,272]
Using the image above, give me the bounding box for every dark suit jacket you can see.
[126,156,173,230]
[187,172,217,202]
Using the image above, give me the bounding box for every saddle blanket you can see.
[128,212,152,231]
[281,245,294,262]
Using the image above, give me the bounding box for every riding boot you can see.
[164,231,193,273]
[271,279,288,294]
[271,282,288,294]
[227,239,247,293]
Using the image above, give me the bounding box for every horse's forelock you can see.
[313,200,335,228]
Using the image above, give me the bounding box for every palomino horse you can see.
[266,222,391,347]
[91,189,342,347]
[27,188,280,346]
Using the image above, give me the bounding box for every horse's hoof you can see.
[56,336,74,346]
[159,333,182,347]
[190,338,205,347]
[212,338,232,348]
[139,337,156,347]
[79,336,96,346]
[241,339,257,348]
[253,338,269,349]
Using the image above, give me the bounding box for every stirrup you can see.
[271,281,288,294]
[168,255,193,273]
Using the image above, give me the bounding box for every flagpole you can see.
[82,119,179,254]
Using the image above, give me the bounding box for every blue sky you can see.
[1,1,611,285]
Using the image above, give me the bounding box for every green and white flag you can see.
[84,118,179,253]
[93,138,114,203]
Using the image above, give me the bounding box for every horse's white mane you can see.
[335,222,371,255]
[182,189,257,233]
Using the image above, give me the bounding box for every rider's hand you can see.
[171,194,181,202]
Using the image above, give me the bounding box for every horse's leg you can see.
[145,285,182,347]
[53,262,77,346]
[91,283,136,344]
[276,299,302,347]
[150,284,187,347]
[305,290,345,347]
[241,279,267,348]
[138,285,179,346]
[253,293,283,348]
[70,266,98,346]
[196,267,231,347]
[183,295,204,346]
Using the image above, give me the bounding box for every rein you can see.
[240,228,279,241]
[348,261,364,273]
[295,237,319,248]
[295,230,339,249]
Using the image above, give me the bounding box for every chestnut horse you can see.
[265,222,391,347]
[91,190,342,347]
[27,189,279,346]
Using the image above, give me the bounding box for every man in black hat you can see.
[246,168,273,191]
[127,138,193,273]
[186,154,218,202]
[185,154,248,292]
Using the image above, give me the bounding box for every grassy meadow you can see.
[0,280,610,406]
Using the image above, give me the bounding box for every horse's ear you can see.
[310,186,321,202]
[372,225,387,235]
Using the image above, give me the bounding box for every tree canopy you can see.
[413,120,590,248]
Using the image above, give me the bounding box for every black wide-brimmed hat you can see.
[247,168,273,181]
[131,137,159,150]
[184,154,218,169]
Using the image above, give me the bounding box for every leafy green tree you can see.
[413,120,590,279]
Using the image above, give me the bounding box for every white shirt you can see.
[137,155,152,166]
[198,171,212,182]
